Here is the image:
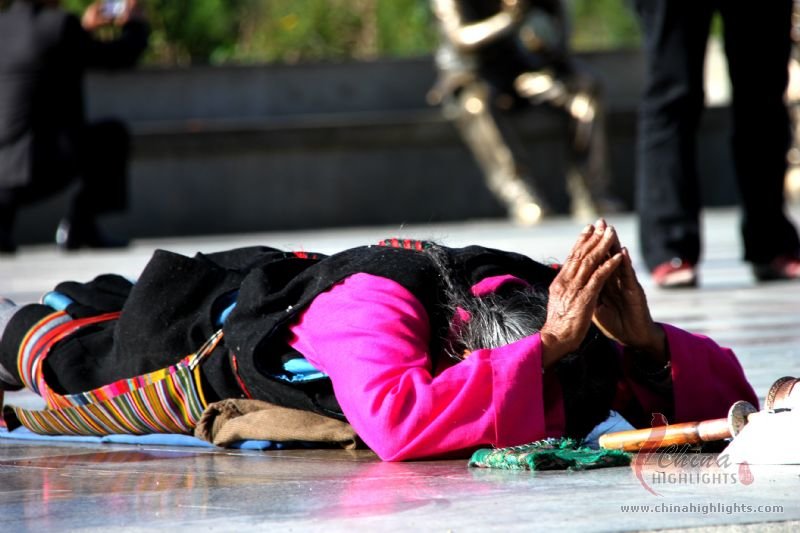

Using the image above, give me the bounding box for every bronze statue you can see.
[429,0,617,224]
[786,0,800,202]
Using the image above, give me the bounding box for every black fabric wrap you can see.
[5,242,619,436]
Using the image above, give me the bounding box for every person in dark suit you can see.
[0,0,149,253]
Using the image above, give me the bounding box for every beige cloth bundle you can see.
[194,398,359,449]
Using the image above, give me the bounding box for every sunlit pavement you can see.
[1,207,799,531]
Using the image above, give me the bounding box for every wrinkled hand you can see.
[539,219,623,369]
[592,237,667,362]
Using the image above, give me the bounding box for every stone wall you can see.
[15,52,736,243]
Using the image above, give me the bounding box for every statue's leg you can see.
[566,79,620,219]
[786,54,800,202]
[515,71,619,220]
[447,82,548,225]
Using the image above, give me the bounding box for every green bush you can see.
[63,0,240,64]
[61,0,639,65]
[569,0,641,51]
[147,0,240,64]
[217,0,436,64]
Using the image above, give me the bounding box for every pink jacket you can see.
[288,273,758,461]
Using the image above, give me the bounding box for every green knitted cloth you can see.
[469,438,632,471]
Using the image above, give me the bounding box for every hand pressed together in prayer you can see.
[539,219,666,369]
[592,225,667,364]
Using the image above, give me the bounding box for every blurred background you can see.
[14,0,746,244]
[62,0,641,66]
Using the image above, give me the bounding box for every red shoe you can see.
[752,255,800,281]
[652,258,697,289]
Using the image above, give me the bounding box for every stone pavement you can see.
[1,207,799,531]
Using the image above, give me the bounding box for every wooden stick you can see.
[598,418,731,452]
[598,401,758,452]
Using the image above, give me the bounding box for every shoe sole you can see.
[655,270,698,289]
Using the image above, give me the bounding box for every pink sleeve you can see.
[621,323,759,424]
[287,273,551,461]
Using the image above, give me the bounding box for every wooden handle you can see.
[599,418,731,452]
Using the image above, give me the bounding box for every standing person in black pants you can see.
[635,0,800,288]
[0,0,149,254]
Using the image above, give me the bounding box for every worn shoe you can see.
[752,255,800,282]
[0,205,16,255]
[55,218,129,251]
[0,222,15,255]
[0,233,16,255]
[652,258,697,289]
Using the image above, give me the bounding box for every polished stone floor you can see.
[1,208,800,532]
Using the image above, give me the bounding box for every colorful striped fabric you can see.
[17,311,77,397]
[11,315,223,437]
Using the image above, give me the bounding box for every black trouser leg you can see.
[70,119,130,224]
[0,191,17,252]
[634,0,715,271]
[721,0,800,263]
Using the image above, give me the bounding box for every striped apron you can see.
[8,311,220,436]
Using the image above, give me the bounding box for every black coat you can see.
[2,243,557,412]
[0,242,620,436]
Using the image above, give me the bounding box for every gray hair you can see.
[447,285,548,360]
[424,245,548,360]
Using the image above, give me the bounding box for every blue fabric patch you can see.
[214,291,239,326]
[42,291,74,311]
[282,358,327,381]
[0,426,289,450]
[218,303,236,326]
[583,410,636,449]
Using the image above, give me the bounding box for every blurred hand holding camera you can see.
[82,0,146,32]
[501,0,527,23]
